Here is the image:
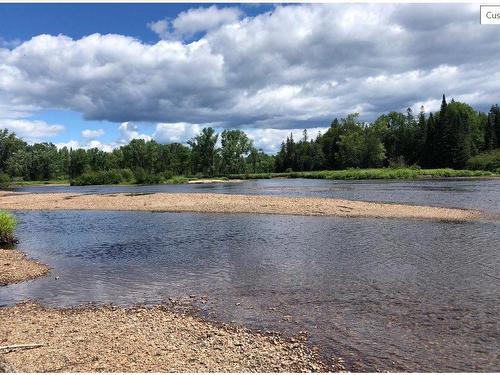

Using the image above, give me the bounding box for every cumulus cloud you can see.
[56,139,115,153]
[149,6,242,39]
[118,122,152,144]
[81,128,105,139]
[153,122,201,143]
[1,3,499,141]
[245,127,328,154]
[0,118,65,142]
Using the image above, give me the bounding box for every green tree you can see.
[188,127,219,176]
[220,129,253,175]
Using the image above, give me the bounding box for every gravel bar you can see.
[0,302,326,372]
[0,191,482,221]
[0,249,49,286]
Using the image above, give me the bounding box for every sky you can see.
[0,3,499,153]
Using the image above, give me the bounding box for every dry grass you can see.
[0,248,49,286]
[0,191,483,221]
[0,302,326,372]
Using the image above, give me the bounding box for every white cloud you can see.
[56,139,115,153]
[153,122,201,143]
[81,128,105,139]
[118,122,152,144]
[0,118,65,142]
[172,6,241,37]
[148,19,169,39]
[149,6,241,40]
[1,3,499,138]
[245,127,328,154]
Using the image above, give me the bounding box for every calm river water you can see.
[1,179,499,371]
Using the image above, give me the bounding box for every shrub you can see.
[467,149,500,172]
[0,211,17,246]
[166,176,189,184]
[0,172,11,188]
[70,169,135,186]
[134,168,162,184]
[163,170,174,180]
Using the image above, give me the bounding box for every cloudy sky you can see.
[0,3,499,153]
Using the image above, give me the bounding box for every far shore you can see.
[0,191,483,221]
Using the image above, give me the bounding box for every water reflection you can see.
[9,178,500,214]
[1,210,499,371]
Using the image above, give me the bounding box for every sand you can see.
[0,302,327,372]
[187,179,242,184]
[0,191,482,221]
[0,248,49,286]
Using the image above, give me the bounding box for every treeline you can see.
[275,95,500,172]
[0,128,275,185]
[0,94,499,186]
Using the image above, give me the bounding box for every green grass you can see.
[228,168,497,181]
[0,210,17,246]
[11,179,70,186]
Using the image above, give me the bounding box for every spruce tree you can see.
[493,105,500,148]
[449,110,471,168]
[485,111,496,151]
[434,94,451,166]
[422,113,436,167]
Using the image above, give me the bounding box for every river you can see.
[1,178,499,371]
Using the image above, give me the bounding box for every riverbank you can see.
[0,191,482,221]
[0,302,326,372]
[228,168,497,180]
[0,249,49,286]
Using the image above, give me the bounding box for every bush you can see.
[165,176,189,184]
[134,168,162,184]
[0,211,17,246]
[163,170,174,180]
[70,169,134,186]
[0,172,11,188]
[467,149,500,172]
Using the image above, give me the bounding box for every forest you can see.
[0,95,499,186]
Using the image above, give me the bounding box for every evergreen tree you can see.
[484,111,496,151]
[434,94,451,166]
[421,113,436,167]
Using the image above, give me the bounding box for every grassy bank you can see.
[10,179,70,186]
[7,168,497,187]
[228,168,498,180]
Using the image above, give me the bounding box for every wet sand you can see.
[0,302,326,372]
[0,191,482,221]
[0,249,49,286]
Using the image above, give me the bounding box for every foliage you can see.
[0,172,11,188]
[234,168,494,180]
[220,129,253,175]
[70,169,134,186]
[0,210,17,246]
[467,149,500,172]
[0,94,499,186]
[188,127,218,177]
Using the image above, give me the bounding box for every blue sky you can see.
[0,3,499,153]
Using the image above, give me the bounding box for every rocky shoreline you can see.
[0,191,483,221]
[0,302,327,372]
[0,249,328,372]
[0,248,49,286]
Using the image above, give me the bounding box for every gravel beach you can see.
[0,302,326,372]
[0,191,482,221]
[0,249,49,286]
